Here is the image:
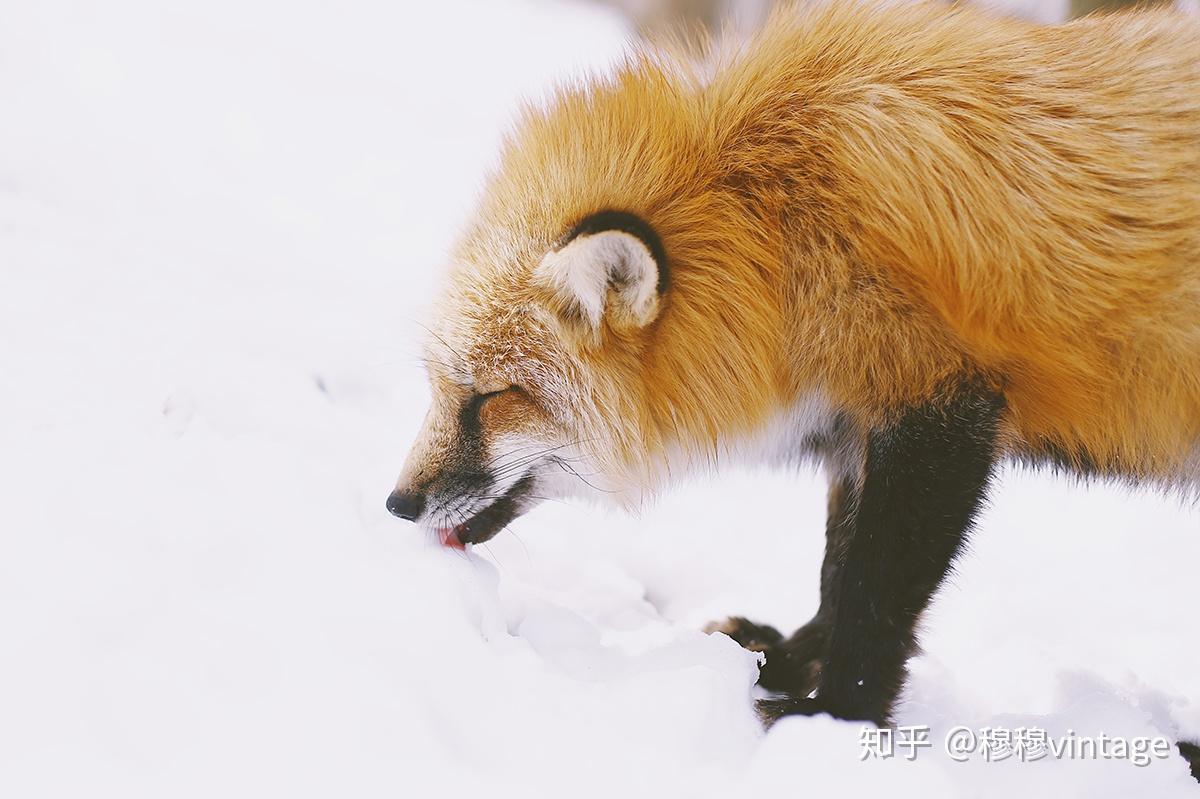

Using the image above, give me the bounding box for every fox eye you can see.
[460,386,513,426]
[476,385,514,400]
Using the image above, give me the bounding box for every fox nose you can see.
[386,490,425,522]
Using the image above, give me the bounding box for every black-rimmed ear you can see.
[534,211,667,345]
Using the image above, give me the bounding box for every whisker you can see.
[489,448,588,481]
[554,459,617,493]
[419,356,461,374]
[482,437,601,473]
[482,439,588,473]
[415,322,468,364]
[505,524,534,566]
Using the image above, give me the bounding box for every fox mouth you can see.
[436,475,534,550]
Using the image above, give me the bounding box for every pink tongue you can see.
[437,527,466,550]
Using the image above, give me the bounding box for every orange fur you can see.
[426,0,1200,498]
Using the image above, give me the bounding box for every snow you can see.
[1,1,1198,797]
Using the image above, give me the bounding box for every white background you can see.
[1,1,1198,796]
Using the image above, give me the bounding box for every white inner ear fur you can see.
[536,230,660,331]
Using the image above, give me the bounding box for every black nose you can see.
[386,490,425,521]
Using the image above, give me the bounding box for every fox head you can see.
[387,61,792,547]
[388,211,667,547]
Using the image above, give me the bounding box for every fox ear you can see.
[534,212,666,345]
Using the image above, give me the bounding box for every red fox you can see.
[387,0,1200,741]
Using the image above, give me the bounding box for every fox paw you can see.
[703,616,784,652]
[756,695,887,728]
[756,696,824,727]
[706,616,829,697]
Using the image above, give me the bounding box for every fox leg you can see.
[708,472,858,699]
[711,383,1002,724]
[758,383,1005,726]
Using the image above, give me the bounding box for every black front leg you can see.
[750,471,857,696]
[772,382,1005,726]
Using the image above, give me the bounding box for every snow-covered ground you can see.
[2,1,1198,796]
